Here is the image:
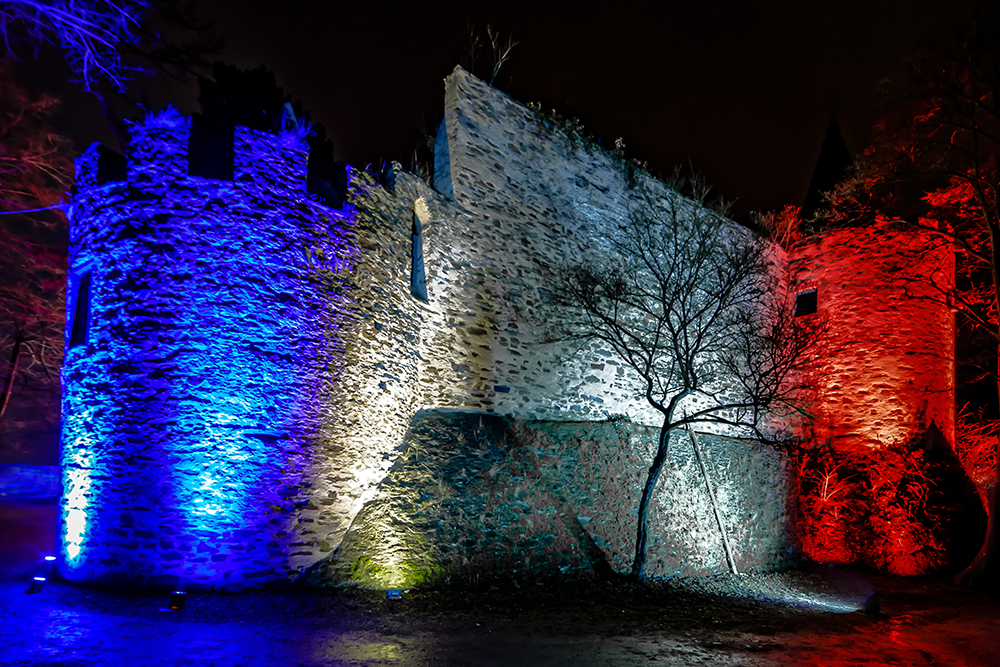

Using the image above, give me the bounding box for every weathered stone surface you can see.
[787,222,954,452]
[312,412,795,588]
[62,67,952,589]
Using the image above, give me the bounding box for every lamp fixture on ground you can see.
[25,576,45,594]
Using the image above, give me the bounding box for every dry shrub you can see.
[793,443,955,575]
[954,407,998,511]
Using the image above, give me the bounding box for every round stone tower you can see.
[61,107,355,589]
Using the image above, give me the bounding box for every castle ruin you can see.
[61,67,956,589]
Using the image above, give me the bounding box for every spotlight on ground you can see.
[159,591,188,612]
[386,589,403,600]
[25,576,46,594]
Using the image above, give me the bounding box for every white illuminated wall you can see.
[63,67,952,590]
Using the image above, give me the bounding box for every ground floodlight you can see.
[386,589,403,600]
[25,576,46,594]
[169,591,188,610]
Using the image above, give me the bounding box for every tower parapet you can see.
[127,107,190,187]
[62,68,958,589]
[62,107,355,589]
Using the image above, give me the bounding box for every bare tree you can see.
[0,0,148,91]
[0,0,219,127]
[459,23,517,86]
[557,177,815,582]
[0,63,70,456]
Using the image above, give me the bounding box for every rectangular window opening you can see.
[96,145,127,184]
[794,288,818,317]
[188,115,235,180]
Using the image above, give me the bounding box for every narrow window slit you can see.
[410,210,428,302]
[69,271,93,348]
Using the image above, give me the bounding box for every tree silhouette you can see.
[557,176,814,582]
[0,0,148,91]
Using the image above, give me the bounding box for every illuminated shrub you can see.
[794,436,985,574]
[794,448,860,564]
[954,409,998,510]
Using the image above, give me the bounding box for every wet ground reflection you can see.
[3,582,752,666]
[3,570,998,666]
[1,502,997,667]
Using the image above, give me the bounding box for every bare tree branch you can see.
[0,0,148,91]
[555,175,817,582]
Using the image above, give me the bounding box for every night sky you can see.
[30,0,974,221]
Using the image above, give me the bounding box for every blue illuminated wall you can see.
[62,108,371,588]
[62,68,954,590]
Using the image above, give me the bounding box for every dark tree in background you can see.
[1,0,219,147]
[825,1,1000,588]
[458,23,517,87]
[0,63,71,461]
[558,176,815,582]
[0,1,216,463]
[0,0,148,91]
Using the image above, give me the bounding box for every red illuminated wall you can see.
[788,220,954,453]
[787,221,966,574]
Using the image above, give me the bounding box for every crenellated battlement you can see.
[74,106,313,201]
[127,107,190,187]
[61,66,958,591]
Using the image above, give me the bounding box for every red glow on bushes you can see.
[864,446,946,575]
[796,451,855,564]
[794,442,956,574]
[954,407,998,511]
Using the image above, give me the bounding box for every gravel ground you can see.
[3,500,998,666]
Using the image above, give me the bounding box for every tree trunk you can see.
[0,334,23,423]
[630,420,672,583]
[957,344,1000,590]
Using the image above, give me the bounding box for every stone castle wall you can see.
[65,110,351,587]
[418,69,693,424]
[61,66,954,589]
[787,222,954,452]
[313,413,795,589]
[64,110,443,588]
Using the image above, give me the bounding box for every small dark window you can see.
[794,289,817,317]
[69,272,93,348]
[410,212,428,302]
[433,119,453,199]
[188,115,235,180]
[96,145,127,184]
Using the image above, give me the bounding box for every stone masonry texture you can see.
[62,67,952,589]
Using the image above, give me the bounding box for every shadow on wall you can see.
[305,411,797,589]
